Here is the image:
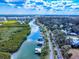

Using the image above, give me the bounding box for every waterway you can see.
[11,19,41,59]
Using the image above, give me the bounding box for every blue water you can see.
[14,41,39,59]
[11,19,41,59]
[28,30,41,41]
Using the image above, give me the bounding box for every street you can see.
[50,32,63,59]
[46,29,54,59]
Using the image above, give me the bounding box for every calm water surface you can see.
[11,19,41,59]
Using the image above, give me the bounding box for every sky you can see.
[0,0,79,15]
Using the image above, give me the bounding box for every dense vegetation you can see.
[37,22,49,59]
[37,16,79,34]
[0,20,30,59]
[36,16,79,59]
[0,52,10,59]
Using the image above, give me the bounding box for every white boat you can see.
[35,48,41,54]
[36,37,44,45]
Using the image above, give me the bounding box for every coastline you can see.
[10,26,31,53]
[11,33,30,54]
[11,19,41,59]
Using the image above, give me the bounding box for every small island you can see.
[0,20,30,59]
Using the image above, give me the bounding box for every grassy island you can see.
[0,20,30,59]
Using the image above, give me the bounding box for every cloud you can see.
[0,0,79,15]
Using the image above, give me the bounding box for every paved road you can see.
[46,30,54,59]
[51,32,63,59]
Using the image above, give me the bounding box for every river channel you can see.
[11,19,41,59]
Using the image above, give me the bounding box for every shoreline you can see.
[0,22,31,59]
[11,19,40,59]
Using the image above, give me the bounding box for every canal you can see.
[11,19,42,59]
